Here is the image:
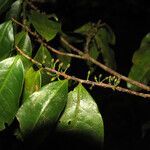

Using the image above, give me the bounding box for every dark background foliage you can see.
[0,0,150,150]
[41,1,150,149]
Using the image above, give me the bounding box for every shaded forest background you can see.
[0,0,150,150]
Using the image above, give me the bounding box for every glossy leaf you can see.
[34,44,52,85]
[0,56,24,131]
[15,31,32,69]
[57,84,104,145]
[0,0,15,15]
[0,21,14,61]
[95,27,116,69]
[127,33,150,91]
[5,0,23,20]
[22,67,41,103]
[29,10,61,41]
[16,80,68,139]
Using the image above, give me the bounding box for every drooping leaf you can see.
[0,56,24,131]
[15,31,32,69]
[89,40,100,59]
[57,84,104,146]
[5,0,23,20]
[98,24,115,45]
[127,33,150,91]
[95,26,116,69]
[34,44,52,86]
[75,22,116,70]
[16,80,68,140]
[29,10,61,41]
[22,67,41,103]
[0,0,15,15]
[139,32,150,48]
[0,21,14,61]
[87,39,100,73]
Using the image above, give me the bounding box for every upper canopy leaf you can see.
[5,0,23,20]
[34,44,52,86]
[0,21,14,61]
[15,31,32,70]
[29,10,61,41]
[0,0,15,15]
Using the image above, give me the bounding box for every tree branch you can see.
[12,18,150,92]
[26,0,150,92]
[60,37,150,92]
[16,46,150,99]
[12,18,84,60]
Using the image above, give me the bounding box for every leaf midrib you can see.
[0,21,10,45]
[71,84,81,127]
[0,57,18,98]
[30,80,67,132]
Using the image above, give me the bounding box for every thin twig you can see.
[12,18,150,92]
[84,21,101,53]
[84,36,91,53]
[60,36,84,55]
[12,18,84,60]
[16,46,150,98]
[60,37,150,92]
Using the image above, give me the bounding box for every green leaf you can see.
[75,22,116,69]
[95,27,116,69]
[5,0,23,20]
[99,24,116,45]
[74,22,93,35]
[0,0,15,15]
[87,39,100,73]
[29,10,61,41]
[0,56,24,131]
[15,31,32,69]
[22,67,41,103]
[139,33,150,48]
[89,40,100,59]
[0,21,14,61]
[16,80,68,139]
[127,33,150,91]
[57,84,104,145]
[34,44,52,66]
[34,44,52,86]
